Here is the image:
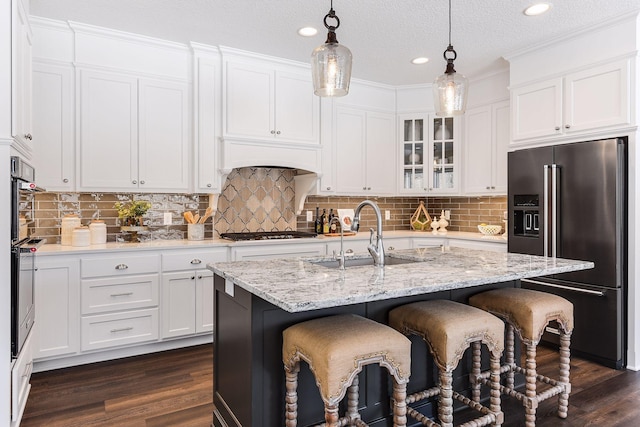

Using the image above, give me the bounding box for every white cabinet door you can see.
[11,0,33,155]
[463,101,509,195]
[225,61,274,139]
[335,107,367,194]
[511,78,562,141]
[32,62,75,191]
[231,243,326,261]
[365,112,396,194]
[161,271,197,338]
[138,79,189,192]
[563,59,631,134]
[463,106,492,194]
[275,70,319,143]
[79,69,138,190]
[196,270,214,334]
[33,256,80,360]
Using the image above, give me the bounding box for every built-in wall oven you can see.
[10,156,44,359]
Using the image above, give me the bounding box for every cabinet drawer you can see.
[81,308,159,351]
[81,274,159,315]
[81,254,160,278]
[12,331,33,422]
[162,249,227,272]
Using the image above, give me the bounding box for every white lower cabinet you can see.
[412,237,447,248]
[80,254,161,351]
[33,256,80,360]
[161,249,227,338]
[447,238,507,252]
[231,242,326,261]
[11,331,33,425]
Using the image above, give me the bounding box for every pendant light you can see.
[433,0,468,116]
[311,0,352,97]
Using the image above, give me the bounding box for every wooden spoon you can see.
[193,213,200,224]
[199,207,213,223]
[184,211,194,224]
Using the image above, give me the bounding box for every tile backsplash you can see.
[26,167,506,243]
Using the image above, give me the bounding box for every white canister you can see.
[72,226,91,247]
[187,223,205,241]
[61,214,81,245]
[89,220,107,244]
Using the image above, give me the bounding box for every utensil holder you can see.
[188,224,204,241]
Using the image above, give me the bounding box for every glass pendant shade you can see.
[433,69,468,116]
[311,42,352,97]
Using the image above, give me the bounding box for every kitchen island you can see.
[208,247,593,427]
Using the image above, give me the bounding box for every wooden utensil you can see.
[199,207,213,223]
[184,211,194,224]
[193,213,200,224]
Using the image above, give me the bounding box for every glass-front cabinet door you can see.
[399,114,460,194]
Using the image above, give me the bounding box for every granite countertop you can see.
[36,230,506,255]
[208,247,594,313]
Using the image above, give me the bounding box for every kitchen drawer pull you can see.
[115,264,129,270]
[25,133,33,140]
[207,183,212,188]
[198,275,203,279]
[110,292,134,297]
[521,278,605,296]
[191,276,196,280]
[554,126,561,131]
[190,259,202,264]
[110,327,134,333]
[63,178,69,183]
[132,180,137,184]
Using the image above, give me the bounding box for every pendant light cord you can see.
[448,0,452,46]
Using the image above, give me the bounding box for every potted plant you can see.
[114,200,152,228]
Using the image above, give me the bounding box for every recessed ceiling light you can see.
[411,57,429,65]
[297,27,318,37]
[524,3,552,16]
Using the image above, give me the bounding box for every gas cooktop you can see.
[219,231,317,241]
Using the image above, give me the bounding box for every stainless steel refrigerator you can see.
[508,137,627,369]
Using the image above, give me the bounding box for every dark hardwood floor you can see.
[21,343,640,426]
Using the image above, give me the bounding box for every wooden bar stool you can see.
[282,313,412,427]
[389,300,504,427]
[469,288,574,427]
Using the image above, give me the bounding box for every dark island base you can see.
[212,275,520,427]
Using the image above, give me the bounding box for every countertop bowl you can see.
[478,224,502,235]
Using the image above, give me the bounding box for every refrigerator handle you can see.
[543,164,549,257]
[551,164,558,258]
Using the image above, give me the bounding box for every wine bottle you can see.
[329,208,337,233]
[314,207,322,234]
[322,209,329,234]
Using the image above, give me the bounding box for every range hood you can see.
[218,137,322,215]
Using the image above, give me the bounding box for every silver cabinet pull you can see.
[207,183,212,187]
[521,278,605,296]
[110,292,133,297]
[276,130,281,135]
[25,133,33,140]
[115,263,129,270]
[554,126,561,131]
[388,246,395,251]
[326,186,331,190]
[110,327,134,333]
[564,124,571,129]
[140,180,145,184]
[63,178,69,183]
[198,275,203,279]
[270,130,276,134]
[191,276,195,280]
[190,259,202,264]
[132,180,137,184]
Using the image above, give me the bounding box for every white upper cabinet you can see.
[223,57,319,145]
[32,62,75,191]
[78,69,189,192]
[511,59,631,143]
[11,0,33,157]
[463,101,509,194]
[399,114,461,195]
[334,107,396,195]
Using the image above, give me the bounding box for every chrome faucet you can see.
[330,217,346,270]
[352,200,385,267]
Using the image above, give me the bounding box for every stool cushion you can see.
[389,300,504,371]
[469,288,573,345]
[282,314,411,405]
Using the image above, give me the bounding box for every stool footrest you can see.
[406,386,441,404]
[315,416,368,427]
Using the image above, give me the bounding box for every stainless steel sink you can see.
[312,256,420,269]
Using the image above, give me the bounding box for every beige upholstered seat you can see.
[283,313,412,427]
[469,288,574,427]
[389,300,504,427]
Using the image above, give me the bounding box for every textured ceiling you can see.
[30,0,639,86]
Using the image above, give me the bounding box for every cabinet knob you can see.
[276,130,281,135]
[115,264,129,270]
[486,186,491,190]
[363,186,367,190]
[190,259,202,264]
[388,246,395,251]
[270,130,276,134]
[564,124,571,129]
[491,186,495,189]
[63,178,69,183]
[326,186,331,190]
[198,275,203,279]
[140,180,145,185]
[207,183,212,188]
[24,133,32,140]
[132,180,137,184]
[555,126,561,131]
[367,187,371,190]
[191,276,196,280]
